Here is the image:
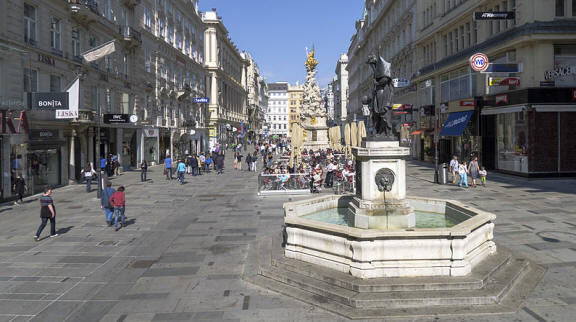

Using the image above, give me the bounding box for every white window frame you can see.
[50,17,61,51]
[24,3,37,45]
[23,68,38,93]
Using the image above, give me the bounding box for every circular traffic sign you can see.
[470,53,489,72]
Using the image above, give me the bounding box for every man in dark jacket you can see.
[101,182,116,226]
[215,152,225,174]
[191,155,199,176]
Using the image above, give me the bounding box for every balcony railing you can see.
[68,0,99,16]
[121,26,142,45]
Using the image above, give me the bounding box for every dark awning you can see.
[440,111,474,136]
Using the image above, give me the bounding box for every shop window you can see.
[556,0,566,16]
[497,112,529,173]
[28,148,61,194]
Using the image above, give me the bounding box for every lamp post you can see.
[96,91,103,198]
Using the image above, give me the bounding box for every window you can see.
[24,4,36,45]
[50,17,61,51]
[168,25,174,43]
[283,124,287,130]
[466,23,471,48]
[104,0,112,20]
[460,26,464,49]
[72,28,80,57]
[573,0,576,15]
[145,49,152,72]
[176,32,182,49]
[454,29,459,52]
[144,7,152,28]
[443,34,448,57]
[50,75,60,92]
[23,68,37,92]
[123,54,128,78]
[448,32,453,55]
[158,19,165,38]
[494,6,501,33]
[556,0,566,16]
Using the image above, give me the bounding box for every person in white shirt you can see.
[325,161,337,188]
[449,155,459,185]
[80,163,97,193]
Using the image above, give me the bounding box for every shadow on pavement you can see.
[56,226,74,235]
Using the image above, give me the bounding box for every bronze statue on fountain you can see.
[362,54,396,140]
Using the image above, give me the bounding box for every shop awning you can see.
[440,111,474,136]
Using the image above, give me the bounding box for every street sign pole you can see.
[434,106,439,184]
[96,95,102,199]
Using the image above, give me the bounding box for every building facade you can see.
[410,0,576,176]
[203,9,248,148]
[346,0,417,144]
[288,83,303,137]
[332,53,349,127]
[242,51,267,138]
[266,82,289,136]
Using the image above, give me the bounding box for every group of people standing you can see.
[449,155,487,188]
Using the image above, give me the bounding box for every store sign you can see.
[470,53,489,72]
[495,94,509,105]
[30,92,69,110]
[37,53,55,66]
[459,100,475,107]
[545,64,576,81]
[540,81,555,87]
[30,129,58,140]
[482,63,522,73]
[103,114,130,124]
[55,109,79,119]
[393,78,410,88]
[489,77,521,86]
[0,110,30,135]
[192,97,210,103]
[474,11,515,20]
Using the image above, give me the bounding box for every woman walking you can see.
[34,187,57,241]
[468,156,480,187]
[140,160,148,182]
[13,173,27,205]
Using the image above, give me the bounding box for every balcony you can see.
[68,0,100,22]
[121,26,142,47]
[122,0,141,7]
[177,83,191,100]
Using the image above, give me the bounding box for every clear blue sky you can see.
[199,1,363,88]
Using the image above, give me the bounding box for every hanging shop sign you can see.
[29,92,68,110]
[30,129,58,140]
[495,94,509,105]
[474,11,515,20]
[393,78,410,88]
[103,114,130,124]
[459,100,475,107]
[489,77,521,86]
[470,53,489,72]
[482,63,522,73]
[55,109,79,119]
[0,110,30,135]
[144,128,159,137]
[192,97,210,103]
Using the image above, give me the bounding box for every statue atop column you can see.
[301,48,325,119]
[362,54,395,140]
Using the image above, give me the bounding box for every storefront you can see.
[143,128,159,165]
[482,88,576,177]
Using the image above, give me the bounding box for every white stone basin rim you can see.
[283,195,497,278]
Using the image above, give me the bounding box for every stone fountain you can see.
[244,55,544,319]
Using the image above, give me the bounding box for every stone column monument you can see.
[301,48,329,150]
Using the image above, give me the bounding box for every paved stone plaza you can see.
[0,155,574,322]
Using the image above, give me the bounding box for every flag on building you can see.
[82,40,117,62]
[56,77,80,119]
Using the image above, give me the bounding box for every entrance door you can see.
[481,115,496,170]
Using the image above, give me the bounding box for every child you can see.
[479,166,487,186]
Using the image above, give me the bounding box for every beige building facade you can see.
[203,9,248,147]
[288,83,303,137]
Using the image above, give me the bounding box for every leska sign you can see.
[1,111,30,135]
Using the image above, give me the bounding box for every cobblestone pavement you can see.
[0,155,574,321]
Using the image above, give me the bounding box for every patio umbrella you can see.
[344,123,351,159]
[358,120,367,145]
[351,122,358,147]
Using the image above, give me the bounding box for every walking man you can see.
[140,160,148,182]
[164,155,173,180]
[13,173,27,205]
[34,187,57,241]
[101,182,116,226]
[110,186,126,231]
[191,155,199,176]
[81,163,97,193]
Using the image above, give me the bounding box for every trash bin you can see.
[438,163,448,185]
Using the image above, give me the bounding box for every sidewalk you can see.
[0,157,573,321]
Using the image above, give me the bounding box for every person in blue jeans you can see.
[109,186,126,231]
[101,182,116,226]
[205,154,212,173]
[458,162,469,188]
[177,159,186,184]
[164,155,173,180]
[34,187,57,241]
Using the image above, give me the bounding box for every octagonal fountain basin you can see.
[283,195,497,278]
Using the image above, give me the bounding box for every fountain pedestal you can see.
[348,139,415,229]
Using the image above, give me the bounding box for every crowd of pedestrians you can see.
[449,155,487,189]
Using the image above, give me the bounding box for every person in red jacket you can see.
[109,186,126,231]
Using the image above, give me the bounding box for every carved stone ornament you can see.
[375,168,395,192]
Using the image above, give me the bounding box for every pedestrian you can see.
[198,153,205,175]
[251,151,258,172]
[215,152,225,174]
[186,155,193,174]
[479,166,487,186]
[245,153,252,172]
[458,161,469,188]
[114,157,120,176]
[99,156,107,176]
[468,156,480,187]
[101,182,116,226]
[80,163,97,193]
[177,159,186,184]
[236,152,243,171]
[233,152,238,170]
[164,155,173,180]
[449,155,459,185]
[325,161,336,188]
[205,153,212,173]
[191,155,199,176]
[13,173,27,205]
[109,186,126,231]
[140,160,148,182]
[34,186,57,241]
